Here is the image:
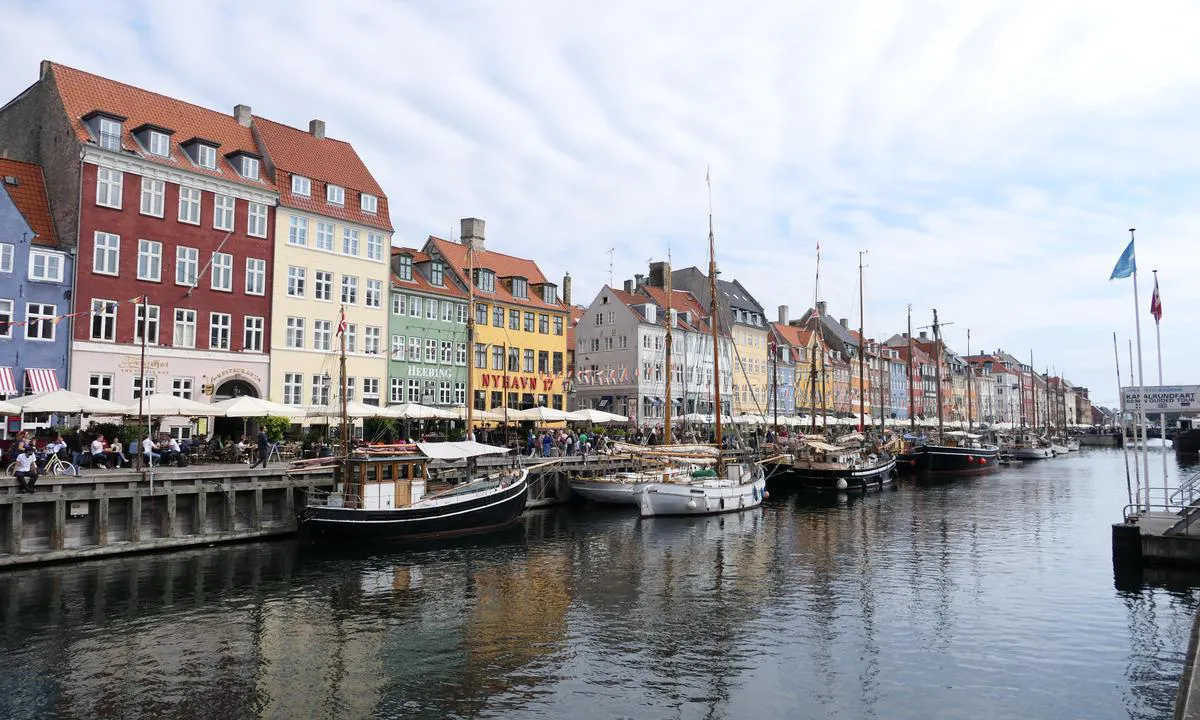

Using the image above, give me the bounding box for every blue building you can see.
[0,160,72,426]
[888,351,909,420]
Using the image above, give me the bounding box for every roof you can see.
[48,62,270,191]
[771,322,812,348]
[0,159,58,247]
[390,247,465,299]
[637,286,709,331]
[252,116,392,232]
[566,305,585,350]
[427,236,564,312]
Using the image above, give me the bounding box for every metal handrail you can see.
[1169,469,1200,507]
[1125,494,1200,536]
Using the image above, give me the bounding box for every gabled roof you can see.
[48,62,269,191]
[771,322,814,348]
[566,305,585,351]
[638,286,710,331]
[253,116,392,232]
[0,160,58,247]
[427,236,563,312]
[390,247,465,299]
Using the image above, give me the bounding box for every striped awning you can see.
[0,367,15,396]
[25,368,60,394]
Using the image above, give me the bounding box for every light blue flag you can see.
[1110,239,1136,280]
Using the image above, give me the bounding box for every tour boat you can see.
[1005,431,1055,460]
[569,443,715,505]
[771,433,896,492]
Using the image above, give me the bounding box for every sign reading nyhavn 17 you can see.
[1122,386,1200,412]
[480,373,556,392]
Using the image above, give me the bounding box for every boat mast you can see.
[907,305,915,432]
[880,343,887,435]
[1030,350,1038,433]
[809,335,818,436]
[663,254,673,446]
[966,328,973,432]
[858,250,866,434]
[933,309,944,438]
[811,240,823,436]
[706,170,723,447]
[465,240,475,437]
[339,304,349,458]
[771,330,779,430]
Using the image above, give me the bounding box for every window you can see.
[407,379,421,403]
[175,246,198,286]
[361,193,378,213]
[289,216,308,246]
[476,303,487,325]
[429,262,444,286]
[538,351,549,373]
[365,326,381,355]
[512,277,528,299]
[173,308,196,347]
[493,306,504,327]
[287,266,306,297]
[346,325,358,352]
[509,309,520,330]
[214,194,235,231]
[543,285,558,304]
[439,382,451,405]
[140,178,164,216]
[132,375,156,400]
[209,312,231,350]
[508,347,520,372]
[88,373,114,401]
[316,222,334,250]
[25,303,55,341]
[283,373,303,405]
[396,255,412,280]
[427,298,438,321]
[390,378,404,403]
[524,312,535,332]
[178,186,201,224]
[524,349,534,373]
[0,299,12,338]
[90,299,117,341]
[362,377,380,404]
[96,167,122,208]
[391,334,405,360]
[313,375,333,406]
[440,341,453,364]
[0,244,11,273]
[247,202,267,237]
[492,346,504,370]
[327,184,345,205]
[135,304,160,345]
[26,249,61,284]
[137,239,162,281]
[476,269,495,292]
[93,233,120,276]
[314,270,332,301]
[475,343,486,368]
[457,303,467,324]
[553,352,563,374]
[454,382,466,406]
[408,336,421,362]
[455,342,467,366]
[441,302,454,323]
[245,258,266,295]
[243,316,264,352]
[554,316,564,336]
[342,228,359,256]
[539,314,549,333]
[425,339,437,363]
[365,279,382,308]
[172,377,194,399]
[97,117,122,151]
[195,144,216,169]
[211,252,232,291]
[367,232,383,260]
[292,175,311,196]
[285,317,305,348]
[240,156,259,180]
[313,319,331,351]
[341,275,358,304]
[392,293,404,315]
[148,131,169,157]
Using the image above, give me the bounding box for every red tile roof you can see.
[566,305,585,350]
[48,63,270,191]
[427,236,564,312]
[253,116,392,232]
[0,159,58,247]
[390,247,465,299]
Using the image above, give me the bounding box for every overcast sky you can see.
[8,0,1199,408]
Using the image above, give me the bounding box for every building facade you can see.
[387,247,468,407]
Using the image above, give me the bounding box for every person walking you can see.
[249,425,271,468]
[13,445,38,493]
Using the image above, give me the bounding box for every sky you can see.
[6,0,1200,408]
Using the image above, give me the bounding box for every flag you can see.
[335,306,347,336]
[1151,276,1163,322]
[1110,239,1136,280]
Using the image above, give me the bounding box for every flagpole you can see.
[1129,229,1151,502]
[1114,332,1133,511]
[1153,268,1167,506]
[1129,339,1145,512]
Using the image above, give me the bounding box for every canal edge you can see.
[1175,607,1200,720]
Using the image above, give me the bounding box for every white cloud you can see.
[6,0,1200,406]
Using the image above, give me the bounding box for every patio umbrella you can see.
[9,388,128,415]
[565,408,628,423]
[513,406,570,423]
[209,396,306,418]
[121,393,219,417]
[0,400,21,415]
[302,401,385,419]
[446,406,507,422]
[379,403,456,420]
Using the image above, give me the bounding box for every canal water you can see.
[1,448,1198,719]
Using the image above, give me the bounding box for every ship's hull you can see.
[770,456,896,493]
[1010,446,1054,460]
[1176,430,1200,454]
[915,445,999,476]
[638,464,766,517]
[569,478,642,505]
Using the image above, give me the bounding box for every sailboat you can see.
[635,177,767,517]
[299,244,530,541]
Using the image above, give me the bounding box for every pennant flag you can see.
[1110,239,1136,280]
[335,306,347,336]
[1151,275,1163,322]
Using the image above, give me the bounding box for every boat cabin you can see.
[335,451,429,510]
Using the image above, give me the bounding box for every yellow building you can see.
[426,220,569,415]
[255,117,392,408]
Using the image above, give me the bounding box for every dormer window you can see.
[361,193,377,214]
[240,156,259,180]
[542,285,558,304]
[430,261,444,286]
[292,175,311,196]
[475,269,495,293]
[196,145,216,169]
[98,117,122,151]
[327,184,345,206]
[512,277,528,299]
[148,131,170,156]
[396,255,413,281]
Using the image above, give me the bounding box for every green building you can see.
[388,247,469,407]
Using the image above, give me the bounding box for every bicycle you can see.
[6,453,78,477]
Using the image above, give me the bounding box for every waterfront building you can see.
[425,219,568,415]
[0,63,276,437]
[966,354,1017,424]
[0,160,72,433]
[671,266,769,416]
[386,247,468,407]
[766,307,798,419]
[564,303,584,410]
[886,345,909,421]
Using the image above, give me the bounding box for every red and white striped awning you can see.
[25,368,60,394]
[0,367,16,396]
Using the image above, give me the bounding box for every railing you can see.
[307,489,362,509]
[1170,469,1200,508]
[1125,487,1200,537]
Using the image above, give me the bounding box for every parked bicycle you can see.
[5,453,78,477]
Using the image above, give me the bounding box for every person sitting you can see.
[45,432,68,460]
[13,445,38,493]
[8,431,29,463]
[233,436,248,463]
[158,435,181,466]
[107,439,128,468]
[90,434,109,469]
[142,435,161,466]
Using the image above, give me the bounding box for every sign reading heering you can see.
[1122,386,1200,412]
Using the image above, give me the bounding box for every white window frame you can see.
[97,118,122,151]
[283,373,303,405]
[178,186,201,225]
[0,244,11,273]
[362,377,380,402]
[90,299,117,342]
[292,175,311,196]
[361,193,378,214]
[367,232,383,260]
[288,216,308,246]
[172,377,194,400]
[132,375,156,400]
[240,156,259,180]
[137,239,162,282]
[316,222,334,251]
[287,266,306,297]
[342,228,359,256]
[209,312,231,350]
[89,373,114,401]
[135,303,160,345]
[92,233,120,276]
[285,317,305,349]
[390,377,404,403]
[327,184,345,206]
[148,130,170,157]
[245,258,266,295]
[313,270,333,301]
[139,177,164,217]
[365,279,382,308]
[512,277,528,299]
[313,319,332,352]
[345,325,358,353]
[365,326,381,355]
[0,299,12,339]
[247,202,267,238]
[175,246,198,287]
[96,167,122,208]
[195,144,217,170]
[173,308,197,348]
[211,252,233,292]
[391,334,405,360]
[341,275,358,304]
[396,255,412,280]
[243,316,264,352]
[25,303,55,341]
[213,194,235,231]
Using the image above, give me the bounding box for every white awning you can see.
[415,441,512,460]
[0,367,15,396]
[25,368,59,394]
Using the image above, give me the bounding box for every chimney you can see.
[778,305,789,324]
[563,272,572,305]
[623,279,634,293]
[40,60,52,80]
[309,119,326,140]
[839,318,848,329]
[816,301,827,316]
[919,331,928,340]
[460,218,485,252]
[648,261,667,288]
[634,273,645,289]
[234,104,252,127]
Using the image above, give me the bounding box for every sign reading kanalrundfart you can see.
[1122,386,1200,412]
